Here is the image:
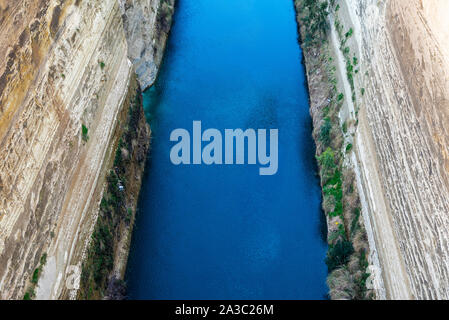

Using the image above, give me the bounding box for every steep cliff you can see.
[0,0,173,299]
[119,0,174,90]
[76,75,151,300]
[299,0,449,299]
[296,0,372,300]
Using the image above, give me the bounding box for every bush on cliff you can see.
[326,239,354,272]
[299,0,330,45]
[82,124,89,142]
[319,117,332,147]
[79,88,146,299]
[317,147,336,183]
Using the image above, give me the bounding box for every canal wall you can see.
[296,0,449,300]
[76,0,176,300]
[0,0,174,299]
[295,0,374,300]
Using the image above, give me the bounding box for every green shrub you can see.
[322,105,330,117]
[356,249,371,297]
[346,61,353,74]
[319,117,332,146]
[82,124,89,142]
[114,139,123,167]
[91,220,113,285]
[31,268,39,285]
[300,0,330,45]
[323,169,343,217]
[40,253,47,266]
[126,208,133,224]
[317,147,336,171]
[100,197,109,212]
[346,143,353,153]
[326,239,354,271]
[345,28,353,38]
[351,208,361,236]
[23,288,34,300]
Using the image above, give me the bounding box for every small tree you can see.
[317,147,336,183]
[317,147,335,171]
[326,239,354,271]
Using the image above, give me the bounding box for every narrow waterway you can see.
[125,0,328,299]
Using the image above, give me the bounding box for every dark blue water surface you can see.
[125,0,328,299]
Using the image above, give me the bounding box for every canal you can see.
[126,0,328,299]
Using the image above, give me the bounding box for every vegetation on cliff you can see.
[78,87,149,300]
[157,0,175,36]
[23,253,47,300]
[295,0,372,299]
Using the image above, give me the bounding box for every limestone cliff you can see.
[119,0,174,90]
[0,0,173,299]
[320,0,449,299]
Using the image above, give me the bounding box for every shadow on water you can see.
[294,21,328,246]
[299,115,328,245]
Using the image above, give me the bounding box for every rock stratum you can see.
[330,0,449,299]
[0,0,173,299]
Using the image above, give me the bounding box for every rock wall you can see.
[330,0,449,299]
[0,0,172,299]
[296,0,373,300]
[119,0,174,89]
[76,74,150,300]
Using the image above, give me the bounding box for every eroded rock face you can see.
[332,0,449,299]
[119,0,174,89]
[0,0,171,299]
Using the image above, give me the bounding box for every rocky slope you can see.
[322,0,449,299]
[0,0,173,299]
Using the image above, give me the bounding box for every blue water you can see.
[125,0,328,299]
